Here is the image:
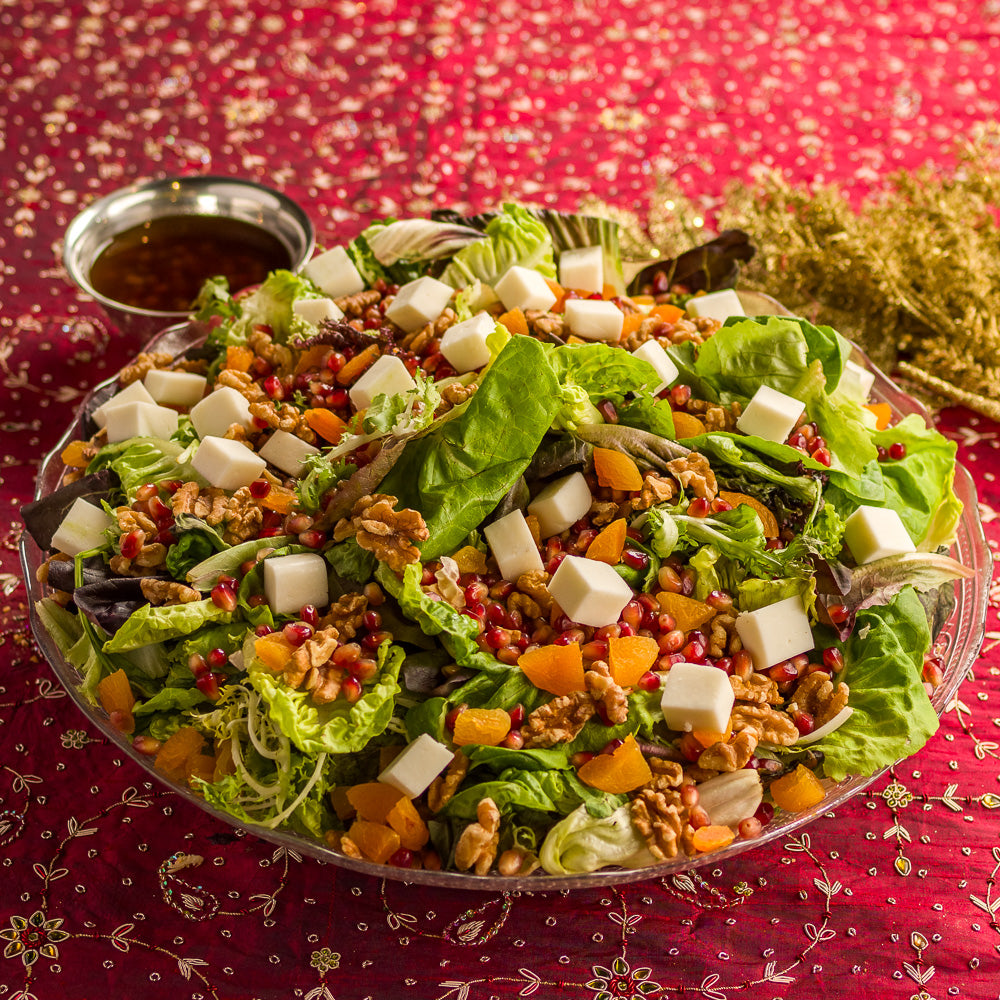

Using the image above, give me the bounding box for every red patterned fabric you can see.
[2,2,1000,997]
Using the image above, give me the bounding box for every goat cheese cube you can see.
[262,552,330,617]
[527,472,593,540]
[483,509,544,581]
[631,339,680,393]
[302,246,365,299]
[844,505,915,564]
[494,265,557,313]
[51,498,114,557]
[191,435,267,491]
[439,312,495,373]
[378,733,456,798]
[685,288,745,323]
[839,359,876,403]
[259,429,321,477]
[563,299,624,343]
[91,379,156,429]
[548,554,634,628]
[736,384,805,443]
[735,595,815,670]
[190,386,254,440]
[348,354,417,411]
[104,401,179,443]
[558,245,604,294]
[660,661,736,733]
[142,369,208,408]
[292,296,345,325]
[384,276,454,333]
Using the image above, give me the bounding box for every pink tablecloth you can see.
[2,2,1000,997]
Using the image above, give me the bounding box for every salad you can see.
[24,203,972,878]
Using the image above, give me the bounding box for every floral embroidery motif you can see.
[0,911,69,967]
[310,947,341,973]
[586,958,661,999]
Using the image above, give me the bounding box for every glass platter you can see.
[20,316,992,891]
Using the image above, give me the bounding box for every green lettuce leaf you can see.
[539,803,655,874]
[103,599,236,652]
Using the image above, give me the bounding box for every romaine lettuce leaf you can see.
[103,599,236,652]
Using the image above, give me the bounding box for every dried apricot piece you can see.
[691,824,736,853]
[346,782,406,824]
[154,727,206,781]
[450,546,488,575]
[294,344,331,375]
[225,344,255,373]
[347,819,401,864]
[607,635,659,686]
[593,447,644,491]
[655,591,715,632]
[670,411,706,439]
[254,632,296,672]
[184,753,217,785]
[865,402,892,430]
[212,739,236,782]
[336,343,381,386]
[452,708,512,747]
[259,484,298,515]
[385,796,430,851]
[769,764,825,812]
[619,312,644,343]
[691,720,734,750]
[60,440,92,468]
[97,668,136,734]
[717,490,779,539]
[518,643,587,696]
[651,303,684,323]
[585,518,627,565]
[577,735,653,793]
[304,407,348,444]
[498,308,529,337]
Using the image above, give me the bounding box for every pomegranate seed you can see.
[298,529,325,549]
[889,441,907,460]
[714,656,734,675]
[768,660,799,683]
[508,704,526,728]
[806,434,826,454]
[546,552,567,574]
[581,639,609,660]
[239,559,257,577]
[162,479,183,494]
[388,848,415,868]
[333,643,361,665]
[689,805,711,829]
[255,624,275,637]
[656,612,676,633]
[621,599,644,630]
[464,581,489,604]
[351,658,379,681]
[132,735,162,756]
[738,817,763,839]
[196,672,223,699]
[680,783,700,808]
[657,565,683,593]
[300,604,319,627]
[681,637,706,663]
[358,610,380,631]
[326,351,346,373]
[787,431,807,450]
[636,670,661,692]
[922,654,945,687]
[811,447,832,467]
[687,497,711,518]
[732,649,753,676]
[621,548,649,571]
[706,591,734,612]
[148,496,173,523]
[601,738,625,756]
[792,710,815,735]
[597,399,619,423]
[827,602,850,624]
[822,647,845,672]
[285,514,313,534]
[326,388,350,409]
[249,479,271,499]
[135,483,159,501]
[502,729,525,750]
[658,629,685,654]
[247,594,266,607]
[188,653,209,676]
[251,356,273,378]
[283,622,314,646]
[485,603,509,627]
[678,732,702,762]
[259,527,286,538]
[877,445,889,462]
[362,630,391,651]
[206,647,228,669]
[618,623,636,638]
[485,627,511,650]
[670,384,691,407]
[571,751,595,767]
[120,530,143,559]
[341,676,363,703]
[754,802,775,824]
[445,704,467,731]
[211,583,238,612]
[263,375,284,400]
[156,528,177,546]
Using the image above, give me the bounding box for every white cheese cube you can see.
[262,552,330,617]
[660,661,736,733]
[631,339,680,394]
[142,369,208,408]
[292,296,345,325]
[190,386,254,439]
[302,246,365,299]
[384,276,454,333]
[839,359,876,403]
[558,246,604,294]
[494,265,557,313]
[734,595,815,670]
[50,497,114,557]
[191,435,267,491]
[91,379,156,429]
[104,401,179,443]
[258,429,321,477]
[483,510,544,581]
[527,472,593,540]
[736,384,805,443]
[843,505,915,564]
[438,312,495,373]
[547,554,634,628]
[685,288,745,323]
[563,299,624,343]
[378,733,456,798]
[348,354,417,411]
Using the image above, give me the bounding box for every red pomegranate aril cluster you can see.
[787,422,831,466]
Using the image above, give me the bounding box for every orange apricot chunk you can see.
[452,708,512,747]
[498,308,529,337]
[225,344,255,373]
[865,402,892,430]
[154,727,206,781]
[294,344,331,375]
[450,545,488,575]
[655,591,716,632]
[670,411,706,439]
[213,739,236,782]
[585,517,628,565]
[97,668,135,734]
[184,753,217,785]
[651,303,685,323]
[60,440,92,469]
[593,447,644,491]
[769,765,826,812]
[518,643,587,696]
[304,407,348,444]
[347,819,401,864]
[346,782,406,824]
[336,343,381,386]
[254,632,297,672]
[607,635,659,686]
[691,720,734,750]
[691,824,737,853]
[717,490,779,539]
[577,735,653,793]
[386,796,430,851]
[259,484,298,515]
[619,312,644,344]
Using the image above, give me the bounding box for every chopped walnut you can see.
[630,788,685,860]
[585,660,629,725]
[620,316,664,351]
[588,499,621,527]
[514,570,553,614]
[642,758,685,795]
[333,493,429,573]
[507,592,541,621]
[248,326,293,376]
[140,578,202,605]
[706,610,739,659]
[666,452,718,500]
[118,351,173,385]
[215,369,268,403]
[171,483,263,544]
[435,381,478,416]
[109,554,159,577]
[337,833,364,860]
[526,310,564,339]
[687,398,742,432]
[697,729,759,771]
[116,506,157,537]
[790,672,850,727]
[283,626,340,688]
[731,704,799,746]
[454,797,501,876]
[634,474,677,510]
[399,307,457,352]
[335,289,383,317]
[427,751,469,812]
[522,691,596,748]
[133,542,168,568]
[730,672,782,705]
[249,402,316,442]
[318,592,368,638]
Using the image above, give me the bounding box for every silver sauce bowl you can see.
[63,175,315,338]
